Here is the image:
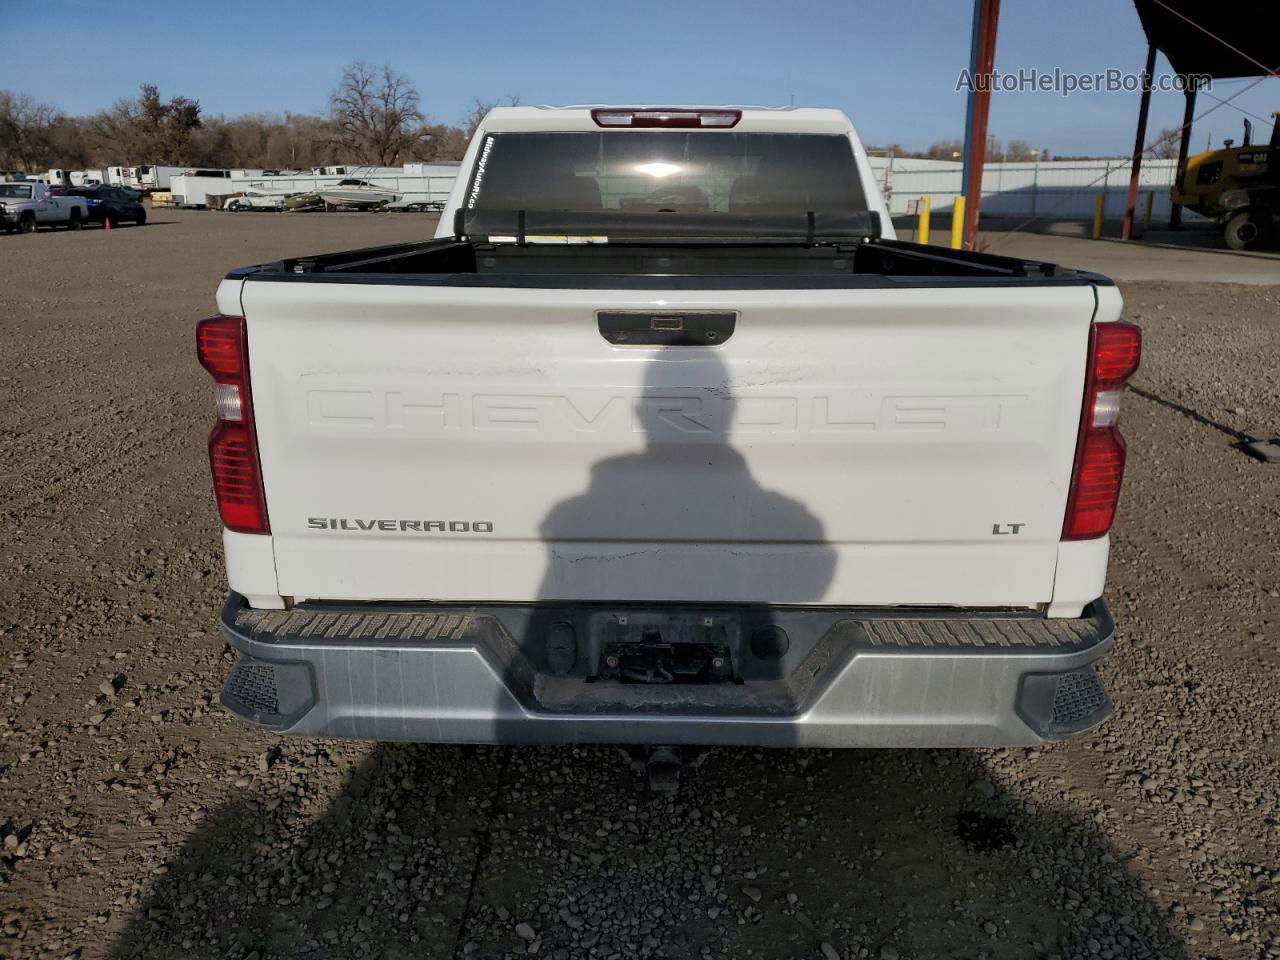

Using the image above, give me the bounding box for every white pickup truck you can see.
[0,180,88,233]
[201,106,1140,759]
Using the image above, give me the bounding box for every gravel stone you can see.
[0,221,1273,960]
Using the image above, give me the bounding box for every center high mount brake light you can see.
[591,108,742,129]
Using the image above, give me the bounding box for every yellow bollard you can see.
[917,195,931,245]
[1092,192,1105,240]
[1143,191,1154,230]
[950,195,966,249]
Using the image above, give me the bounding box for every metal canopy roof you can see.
[1132,0,1280,79]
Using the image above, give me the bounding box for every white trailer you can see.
[170,171,233,208]
[70,169,108,186]
[169,171,268,208]
[106,166,137,187]
[134,165,186,192]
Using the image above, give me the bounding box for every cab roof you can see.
[477,105,856,136]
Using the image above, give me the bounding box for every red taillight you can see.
[1062,321,1141,540]
[1091,323,1142,385]
[591,108,741,129]
[196,315,269,535]
[196,318,245,380]
[209,422,269,532]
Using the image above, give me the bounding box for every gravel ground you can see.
[1,210,1278,960]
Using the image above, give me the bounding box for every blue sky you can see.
[6,0,1277,155]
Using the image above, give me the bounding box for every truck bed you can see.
[228,235,1110,288]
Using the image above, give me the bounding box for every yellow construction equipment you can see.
[1171,113,1279,250]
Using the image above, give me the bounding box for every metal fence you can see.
[866,157,1191,222]
[172,155,1188,224]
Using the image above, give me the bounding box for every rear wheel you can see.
[68,209,83,230]
[1223,209,1273,251]
[17,213,35,234]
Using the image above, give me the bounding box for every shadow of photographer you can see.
[492,347,836,748]
[110,742,1186,960]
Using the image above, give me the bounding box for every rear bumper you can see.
[218,593,1115,748]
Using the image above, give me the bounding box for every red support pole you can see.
[962,0,1001,249]
[1122,43,1158,241]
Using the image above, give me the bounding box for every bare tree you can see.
[865,143,909,158]
[154,90,202,162]
[1148,126,1184,159]
[90,84,202,164]
[1004,139,1044,162]
[0,90,64,169]
[329,61,426,165]
[90,97,142,159]
[462,95,522,140]
[263,112,340,168]
[2,75,484,170]
[413,123,468,162]
[925,138,965,161]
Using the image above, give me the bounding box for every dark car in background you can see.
[62,186,147,227]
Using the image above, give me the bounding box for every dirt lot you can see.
[1,210,1278,960]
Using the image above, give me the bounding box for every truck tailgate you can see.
[237,279,1096,607]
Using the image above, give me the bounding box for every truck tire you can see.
[18,213,35,234]
[68,209,83,231]
[1223,209,1273,251]
[134,209,147,226]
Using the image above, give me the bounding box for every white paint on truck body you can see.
[232,279,1102,610]
[218,106,1117,618]
[0,179,88,226]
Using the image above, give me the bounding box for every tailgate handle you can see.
[598,311,736,346]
